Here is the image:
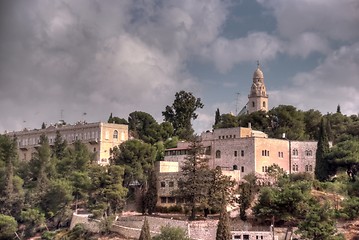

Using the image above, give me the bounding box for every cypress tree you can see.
[216,200,231,240]
[214,108,221,127]
[315,118,330,181]
[139,217,151,240]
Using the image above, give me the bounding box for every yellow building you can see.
[6,121,128,165]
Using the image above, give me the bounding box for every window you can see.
[234,235,241,239]
[305,165,308,172]
[309,165,313,171]
[169,181,174,187]
[234,151,238,157]
[265,166,268,172]
[263,101,266,108]
[216,150,221,158]
[168,197,175,203]
[161,182,165,188]
[262,166,265,172]
[241,166,244,172]
[241,150,244,157]
[233,165,238,170]
[292,149,298,156]
[161,197,167,203]
[93,147,96,152]
[296,165,298,171]
[252,101,255,107]
[113,130,118,139]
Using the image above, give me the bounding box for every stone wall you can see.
[69,213,100,232]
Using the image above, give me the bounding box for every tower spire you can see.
[257,60,260,68]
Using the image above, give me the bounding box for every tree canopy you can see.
[162,90,203,140]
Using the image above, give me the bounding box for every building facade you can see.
[6,121,128,165]
[156,65,318,206]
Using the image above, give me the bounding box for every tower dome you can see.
[253,67,264,79]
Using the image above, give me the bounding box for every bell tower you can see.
[247,62,268,114]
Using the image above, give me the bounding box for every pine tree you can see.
[214,108,221,128]
[336,104,341,114]
[315,118,330,181]
[139,217,151,240]
[143,170,158,215]
[216,200,231,240]
[108,113,113,123]
[176,137,212,220]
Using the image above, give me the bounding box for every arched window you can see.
[305,165,308,172]
[252,101,255,107]
[309,165,313,171]
[216,150,221,158]
[263,101,266,108]
[233,165,238,170]
[113,130,118,139]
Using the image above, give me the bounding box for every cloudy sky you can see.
[1,0,359,134]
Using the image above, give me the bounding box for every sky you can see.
[1,0,359,134]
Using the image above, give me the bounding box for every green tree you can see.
[26,135,55,206]
[176,137,212,220]
[88,165,128,217]
[108,113,128,124]
[237,173,258,221]
[20,208,45,237]
[214,113,238,129]
[0,135,24,217]
[315,118,331,181]
[0,214,17,240]
[112,140,156,187]
[207,167,234,215]
[239,110,269,132]
[326,140,359,181]
[253,181,312,222]
[162,90,204,140]
[40,179,73,227]
[139,217,151,240]
[129,111,162,144]
[268,105,306,140]
[296,203,338,240]
[216,203,231,240]
[340,196,359,220]
[142,170,158,215]
[153,225,191,240]
[214,108,221,127]
[337,104,341,114]
[52,130,67,160]
[304,109,322,140]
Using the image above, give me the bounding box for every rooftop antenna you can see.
[235,92,240,115]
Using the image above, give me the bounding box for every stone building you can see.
[6,121,128,165]
[156,65,318,206]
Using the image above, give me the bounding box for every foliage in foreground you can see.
[153,225,191,240]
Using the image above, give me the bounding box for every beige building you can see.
[156,65,318,206]
[157,126,318,206]
[6,121,128,165]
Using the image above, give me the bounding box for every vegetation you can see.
[153,225,191,240]
[4,89,359,239]
[176,137,213,220]
[315,118,331,181]
[162,90,204,140]
[216,204,231,240]
[139,217,151,240]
